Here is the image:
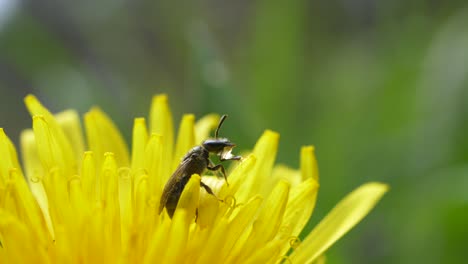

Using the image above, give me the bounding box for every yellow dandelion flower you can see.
[0,94,388,263]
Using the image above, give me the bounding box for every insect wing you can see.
[158,158,194,215]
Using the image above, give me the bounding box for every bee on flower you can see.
[0,94,387,263]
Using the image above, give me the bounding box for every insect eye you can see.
[203,139,234,153]
[203,141,226,153]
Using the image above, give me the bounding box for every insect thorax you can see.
[180,146,209,172]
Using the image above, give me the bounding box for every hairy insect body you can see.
[159,147,209,217]
[158,115,241,219]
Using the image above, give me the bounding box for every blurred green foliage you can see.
[1,1,468,263]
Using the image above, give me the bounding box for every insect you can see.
[158,115,241,218]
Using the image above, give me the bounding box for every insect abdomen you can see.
[163,175,191,218]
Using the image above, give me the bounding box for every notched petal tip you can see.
[131,117,148,170]
[24,93,36,100]
[301,145,319,181]
[302,145,315,152]
[149,94,174,179]
[262,129,280,141]
[182,113,195,122]
[134,117,146,124]
[152,94,169,103]
[236,130,280,199]
[87,106,102,113]
[85,107,130,167]
[104,152,115,158]
[24,95,55,121]
[253,130,280,159]
[362,182,389,193]
[173,114,196,169]
[23,94,39,108]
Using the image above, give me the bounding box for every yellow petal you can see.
[163,210,189,263]
[301,145,319,181]
[19,129,54,239]
[277,146,320,247]
[55,110,85,166]
[237,130,279,201]
[69,175,87,219]
[0,210,49,263]
[143,134,163,200]
[86,205,106,262]
[80,151,96,201]
[32,115,72,229]
[143,218,171,264]
[0,129,22,183]
[54,225,73,263]
[236,180,290,262]
[278,177,319,256]
[173,114,196,170]
[68,216,88,261]
[194,217,229,264]
[253,180,290,241]
[0,129,14,190]
[225,225,252,264]
[196,181,219,228]
[118,167,133,250]
[183,225,211,262]
[149,94,174,182]
[24,95,76,175]
[4,169,50,248]
[272,164,301,187]
[284,178,319,233]
[19,129,43,183]
[243,238,285,264]
[42,168,69,227]
[100,154,121,252]
[194,113,220,144]
[174,174,201,223]
[220,195,263,262]
[312,255,327,264]
[218,154,256,201]
[131,118,148,171]
[84,107,130,168]
[134,172,149,226]
[100,152,118,203]
[32,115,74,177]
[290,182,389,263]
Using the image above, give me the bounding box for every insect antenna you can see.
[215,115,228,138]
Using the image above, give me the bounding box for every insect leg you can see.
[207,161,229,186]
[200,181,223,202]
[220,155,242,161]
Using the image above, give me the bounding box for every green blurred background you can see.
[1,1,468,263]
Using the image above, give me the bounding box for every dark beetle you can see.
[158,115,241,218]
